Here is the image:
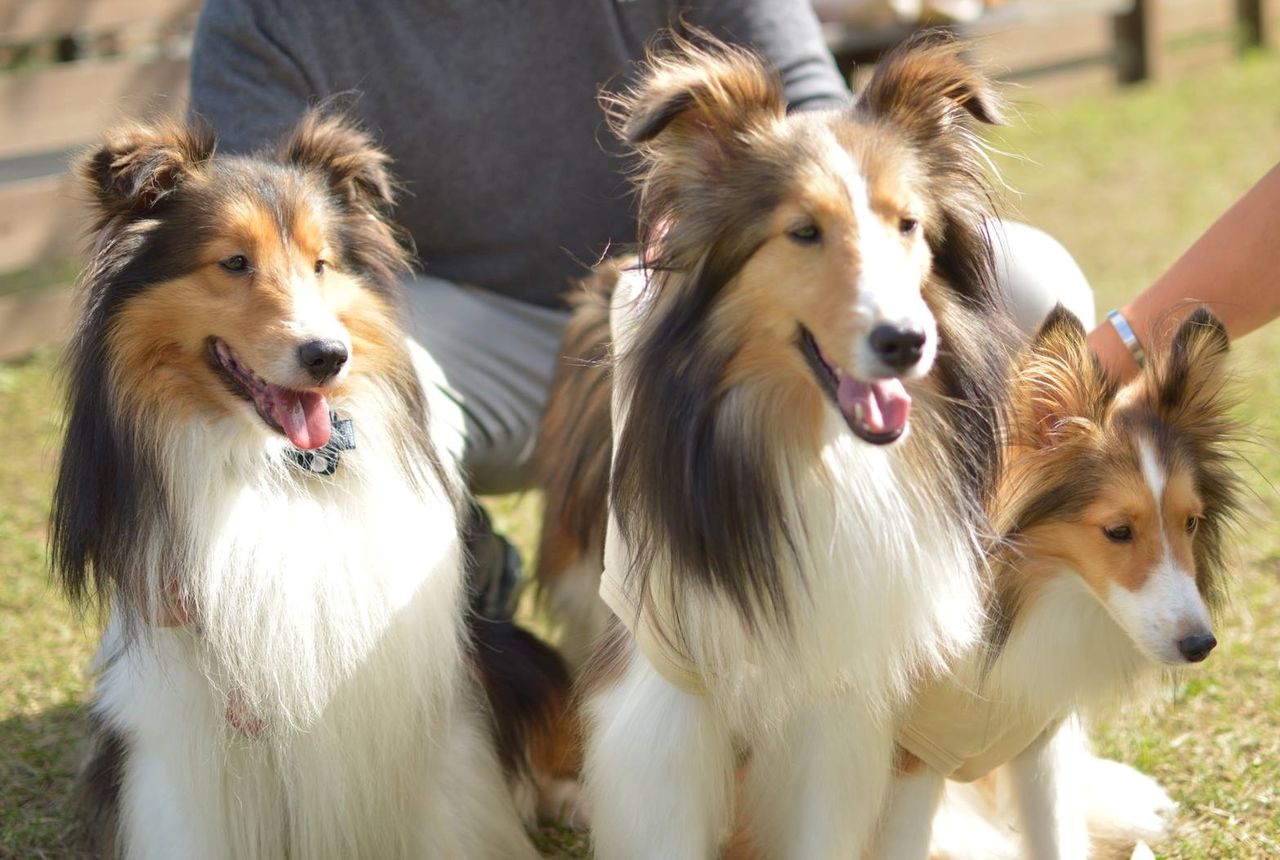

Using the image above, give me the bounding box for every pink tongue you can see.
[271,388,331,450]
[836,373,912,437]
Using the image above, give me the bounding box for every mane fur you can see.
[534,263,619,585]
[605,32,1016,634]
[49,111,442,629]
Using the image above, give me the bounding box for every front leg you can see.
[1008,720,1089,860]
[583,638,735,860]
[745,692,895,859]
[873,750,946,859]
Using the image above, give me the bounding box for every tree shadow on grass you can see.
[0,700,91,860]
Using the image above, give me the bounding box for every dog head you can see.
[53,111,416,611]
[613,30,1003,445]
[76,111,410,450]
[1003,306,1241,665]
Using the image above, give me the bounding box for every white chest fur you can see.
[92,400,480,860]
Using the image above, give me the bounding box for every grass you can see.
[0,260,81,299]
[2,55,1280,857]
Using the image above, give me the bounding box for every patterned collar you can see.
[287,414,356,476]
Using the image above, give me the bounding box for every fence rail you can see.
[0,0,197,42]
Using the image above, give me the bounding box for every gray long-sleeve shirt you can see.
[190,1,850,307]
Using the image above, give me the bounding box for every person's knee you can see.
[991,221,1095,333]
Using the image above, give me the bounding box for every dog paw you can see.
[1083,755,1176,843]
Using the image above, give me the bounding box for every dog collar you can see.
[287,413,356,476]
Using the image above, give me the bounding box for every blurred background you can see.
[0,0,1271,358]
[1,1,1278,857]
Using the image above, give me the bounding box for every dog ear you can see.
[280,110,396,211]
[857,29,1003,142]
[282,110,413,285]
[1151,308,1239,612]
[857,31,1006,314]
[610,34,784,157]
[1154,307,1231,425]
[78,119,215,219]
[606,35,785,263]
[1016,305,1113,447]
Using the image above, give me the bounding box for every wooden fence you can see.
[0,0,1272,358]
[0,0,197,356]
[823,0,1276,89]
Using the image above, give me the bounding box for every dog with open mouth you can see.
[532,32,1020,857]
[51,111,569,859]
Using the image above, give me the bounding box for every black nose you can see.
[869,324,927,371]
[1177,632,1217,663]
[298,339,348,383]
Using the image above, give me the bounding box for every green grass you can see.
[0,350,90,859]
[0,259,81,299]
[3,55,1280,857]
[996,52,1280,860]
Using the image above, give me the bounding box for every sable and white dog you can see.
[879,306,1242,859]
[51,112,567,859]
[535,34,1020,858]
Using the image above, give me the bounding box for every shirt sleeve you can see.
[188,0,317,153]
[684,0,852,112]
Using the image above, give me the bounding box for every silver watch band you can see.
[1105,309,1146,369]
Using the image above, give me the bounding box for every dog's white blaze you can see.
[1106,555,1211,665]
[1104,439,1211,663]
[822,133,937,380]
[256,279,354,387]
[1138,437,1166,516]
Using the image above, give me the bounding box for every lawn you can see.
[3,54,1279,858]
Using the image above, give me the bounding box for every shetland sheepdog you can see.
[534,33,1019,857]
[51,112,568,859]
[878,306,1242,859]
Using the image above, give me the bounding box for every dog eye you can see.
[220,255,250,273]
[788,224,822,246]
[899,217,919,236]
[315,259,328,276]
[1185,516,1200,535]
[1103,524,1133,543]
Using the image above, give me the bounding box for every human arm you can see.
[685,0,852,111]
[188,0,317,153]
[1089,163,1280,380]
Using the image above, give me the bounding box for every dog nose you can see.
[869,324,926,371]
[1177,632,1217,663]
[298,339,349,383]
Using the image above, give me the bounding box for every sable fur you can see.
[988,305,1241,656]
[51,111,562,859]
[543,31,1025,858]
[880,305,1246,859]
[52,114,434,621]
[606,30,1014,632]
